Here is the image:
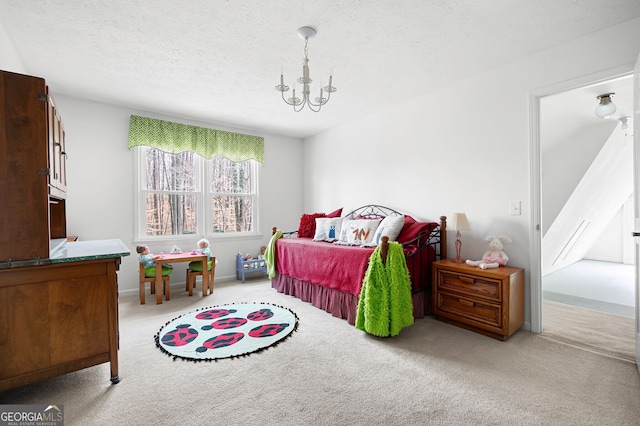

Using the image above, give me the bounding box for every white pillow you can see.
[373,215,405,244]
[338,219,382,245]
[313,217,343,241]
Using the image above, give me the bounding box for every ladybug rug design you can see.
[155,302,299,361]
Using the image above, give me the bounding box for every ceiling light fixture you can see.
[619,116,630,130]
[594,93,616,119]
[276,26,337,112]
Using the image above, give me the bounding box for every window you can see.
[128,115,264,241]
[136,147,259,240]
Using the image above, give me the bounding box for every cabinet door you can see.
[49,271,110,364]
[47,96,56,187]
[47,92,66,198]
[57,116,67,193]
[0,70,50,262]
[0,282,51,380]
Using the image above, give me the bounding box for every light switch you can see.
[510,201,521,216]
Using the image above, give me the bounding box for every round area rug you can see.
[155,302,299,362]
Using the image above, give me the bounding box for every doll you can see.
[465,235,511,269]
[136,244,173,275]
[189,238,214,272]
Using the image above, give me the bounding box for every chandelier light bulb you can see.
[595,93,616,119]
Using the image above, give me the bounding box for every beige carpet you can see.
[542,299,636,363]
[1,279,639,425]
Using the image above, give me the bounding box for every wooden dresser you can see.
[0,255,123,392]
[432,259,524,341]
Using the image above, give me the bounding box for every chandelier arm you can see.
[281,90,295,106]
[305,98,322,112]
[323,90,332,105]
[293,98,308,112]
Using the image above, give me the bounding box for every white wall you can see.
[0,22,25,73]
[585,208,625,262]
[50,95,304,293]
[541,123,613,235]
[303,17,640,327]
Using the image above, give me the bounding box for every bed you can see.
[270,205,447,325]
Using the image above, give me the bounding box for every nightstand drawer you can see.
[437,270,502,302]
[436,292,502,329]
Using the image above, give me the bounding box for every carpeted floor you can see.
[1,279,639,425]
[542,299,636,362]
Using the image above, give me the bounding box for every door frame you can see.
[529,64,634,333]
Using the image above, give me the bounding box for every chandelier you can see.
[276,26,337,112]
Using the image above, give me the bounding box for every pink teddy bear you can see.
[466,235,512,269]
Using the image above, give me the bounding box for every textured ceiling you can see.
[1,1,640,138]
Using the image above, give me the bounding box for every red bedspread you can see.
[275,238,374,297]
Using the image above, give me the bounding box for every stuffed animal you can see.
[465,235,512,269]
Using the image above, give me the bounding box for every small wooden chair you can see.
[139,262,170,304]
[186,257,216,296]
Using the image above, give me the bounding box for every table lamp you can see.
[450,212,470,263]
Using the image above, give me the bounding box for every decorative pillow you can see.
[313,217,343,241]
[338,219,382,245]
[397,221,439,245]
[297,208,342,238]
[372,215,405,244]
[403,214,417,226]
[298,213,326,238]
[326,207,343,218]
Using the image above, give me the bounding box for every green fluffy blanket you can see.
[355,242,414,337]
[264,230,283,279]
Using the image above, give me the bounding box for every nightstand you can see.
[432,259,524,341]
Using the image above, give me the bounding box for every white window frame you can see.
[133,147,260,243]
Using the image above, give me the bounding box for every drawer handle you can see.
[458,276,474,284]
[460,299,474,307]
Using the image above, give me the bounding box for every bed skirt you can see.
[271,273,426,325]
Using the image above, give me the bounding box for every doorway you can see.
[536,73,635,359]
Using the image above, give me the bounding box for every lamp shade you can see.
[449,212,470,232]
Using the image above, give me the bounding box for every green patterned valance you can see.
[128,115,264,164]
